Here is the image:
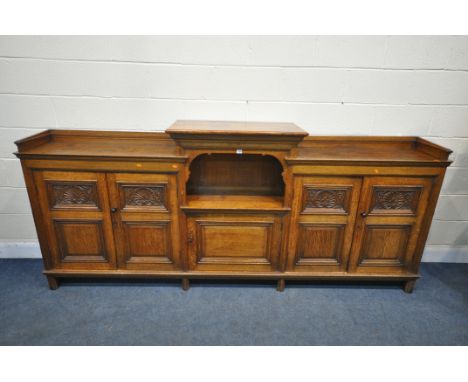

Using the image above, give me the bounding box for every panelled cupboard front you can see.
[15,121,452,292]
[33,171,181,272]
[288,175,433,275]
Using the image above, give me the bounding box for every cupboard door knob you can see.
[360,211,368,217]
[111,208,118,213]
[187,232,194,244]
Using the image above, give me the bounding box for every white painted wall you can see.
[0,36,467,262]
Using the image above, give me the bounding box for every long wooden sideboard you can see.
[14,121,452,292]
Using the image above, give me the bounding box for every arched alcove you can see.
[186,153,285,197]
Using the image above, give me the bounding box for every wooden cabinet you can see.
[107,173,182,271]
[14,121,452,292]
[348,176,433,274]
[287,176,362,272]
[33,171,117,270]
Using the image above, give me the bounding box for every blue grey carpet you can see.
[0,259,466,345]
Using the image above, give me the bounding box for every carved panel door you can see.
[348,176,433,274]
[287,176,362,272]
[34,171,117,269]
[106,173,182,270]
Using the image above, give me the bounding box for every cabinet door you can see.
[186,214,282,272]
[106,173,182,271]
[287,176,362,272]
[348,176,433,274]
[34,171,117,270]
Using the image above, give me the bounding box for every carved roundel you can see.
[48,182,99,209]
[121,184,167,210]
[370,186,421,214]
[376,190,413,209]
[306,189,345,208]
[302,186,350,213]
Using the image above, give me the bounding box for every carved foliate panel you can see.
[370,186,422,215]
[302,186,350,214]
[47,182,99,210]
[120,184,167,210]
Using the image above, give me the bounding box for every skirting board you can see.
[0,242,467,263]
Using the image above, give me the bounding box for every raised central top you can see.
[166,120,308,151]
[166,120,308,137]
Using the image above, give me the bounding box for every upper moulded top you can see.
[165,120,308,151]
[13,124,452,167]
[166,120,308,137]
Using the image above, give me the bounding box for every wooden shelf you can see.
[166,120,308,150]
[187,153,285,197]
[287,136,452,166]
[14,129,186,161]
[167,120,307,136]
[15,129,452,167]
[181,194,289,213]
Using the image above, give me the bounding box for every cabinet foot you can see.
[403,280,416,294]
[276,279,285,292]
[182,278,190,291]
[46,275,59,290]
